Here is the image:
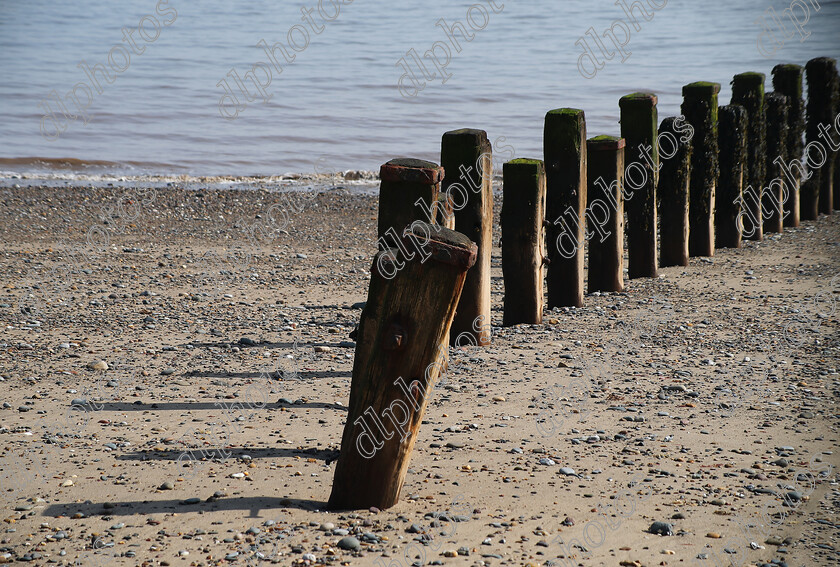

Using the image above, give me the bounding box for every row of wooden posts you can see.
[326,56,838,511]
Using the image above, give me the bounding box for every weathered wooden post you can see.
[328,223,476,510]
[586,135,625,293]
[442,129,492,346]
[771,64,805,227]
[805,57,839,216]
[716,105,747,248]
[763,93,789,233]
[378,158,443,249]
[544,109,587,308]
[731,72,766,241]
[619,92,659,279]
[682,82,720,257]
[501,159,546,326]
[658,117,692,267]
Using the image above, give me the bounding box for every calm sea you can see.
[1,0,838,180]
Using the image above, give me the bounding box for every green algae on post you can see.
[619,92,659,279]
[681,81,720,257]
[543,108,587,308]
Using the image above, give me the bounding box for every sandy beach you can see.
[1,180,838,567]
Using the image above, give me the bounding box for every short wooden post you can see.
[619,92,659,279]
[804,57,839,218]
[716,104,747,248]
[763,93,789,233]
[328,223,476,511]
[682,82,720,257]
[544,109,587,308]
[586,136,625,293]
[442,129,492,346]
[731,72,766,241]
[772,64,804,227]
[378,158,443,249]
[658,117,692,267]
[501,159,546,326]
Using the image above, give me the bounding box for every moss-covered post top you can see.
[443,128,488,139]
[773,63,803,75]
[506,158,544,167]
[619,92,658,107]
[682,82,721,98]
[546,108,585,117]
[380,158,444,184]
[732,73,766,99]
[587,135,625,151]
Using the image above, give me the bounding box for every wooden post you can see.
[328,223,476,511]
[378,158,443,249]
[619,92,659,279]
[586,136,625,293]
[731,72,766,241]
[658,117,692,267]
[716,105,747,248]
[681,82,720,257]
[804,57,839,218]
[501,159,546,326]
[544,109,587,308]
[771,64,804,227]
[763,93,789,234]
[442,129,492,346]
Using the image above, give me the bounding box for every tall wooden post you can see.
[328,223,476,511]
[442,129,492,346]
[764,93,789,233]
[378,158,443,248]
[544,109,587,308]
[682,82,720,257]
[716,104,747,248]
[658,117,692,267]
[805,57,839,216]
[731,72,766,241]
[772,64,804,227]
[619,92,659,279]
[502,159,546,326]
[587,136,625,293]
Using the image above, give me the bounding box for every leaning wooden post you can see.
[544,109,587,308]
[586,136,625,293]
[501,159,546,326]
[804,57,839,218]
[716,105,748,248]
[772,64,805,227]
[658,117,692,267]
[328,223,476,510]
[731,72,766,241]
[442,129,492,346]
[763,93,789,234]
[619,92,659,279]
[682,82,720,257]
[377,158,443,249]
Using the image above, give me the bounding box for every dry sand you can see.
[0,181,838,567]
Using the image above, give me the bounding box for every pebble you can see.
[337,536,361,551]
[160,481,175,490]
[649,522,674,536]
[558,467,576,476]
[88,360,108,371]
